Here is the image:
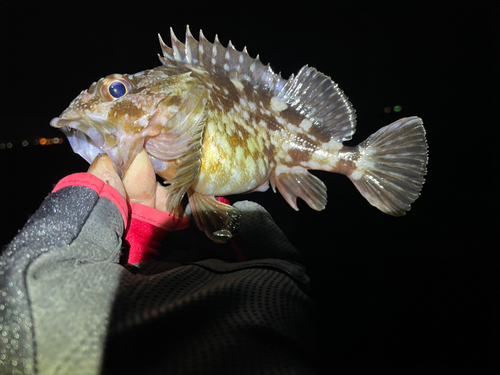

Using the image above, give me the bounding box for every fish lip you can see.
[50,116,107,148]
[50,114,142,177]
[50,116,108,166]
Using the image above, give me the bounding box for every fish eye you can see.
[99,74,133,102]
[109,81,127,98]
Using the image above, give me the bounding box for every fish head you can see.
[50,67,194,176]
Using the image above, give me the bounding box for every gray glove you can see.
[0,186,317,375]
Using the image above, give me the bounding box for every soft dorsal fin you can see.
[158,26,286,93]
[277,66,356,143]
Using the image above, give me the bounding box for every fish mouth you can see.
[50,114,122,172]
[51,112,149,177]
[50,117,103,162]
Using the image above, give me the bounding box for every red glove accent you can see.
[217,196,230,205]
[126,203,189,264]
[53,173,128,228]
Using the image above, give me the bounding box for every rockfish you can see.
[51,27,428,242]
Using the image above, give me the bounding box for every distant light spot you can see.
[393,105,402,112]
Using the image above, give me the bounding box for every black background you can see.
[0,1,497,373]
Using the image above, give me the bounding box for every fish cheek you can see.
[110,101,148,132]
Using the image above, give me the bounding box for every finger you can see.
[122,149,156,207]
[88,154,126,199]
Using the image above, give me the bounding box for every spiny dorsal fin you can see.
[158,26,286,93]
[159,27,354,142]
[185,26,199,65]
[277,66,356,143]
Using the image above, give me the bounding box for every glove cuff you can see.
[53,173,128,228]
[126,203,189,264]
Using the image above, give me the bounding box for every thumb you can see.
[87,153,126,200]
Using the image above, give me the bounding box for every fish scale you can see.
[51,26,428,243]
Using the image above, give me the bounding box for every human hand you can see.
[86,150,298,264]
[87,150,170,211]
[86,150,189,264]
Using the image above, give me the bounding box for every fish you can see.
[51,26,428,243]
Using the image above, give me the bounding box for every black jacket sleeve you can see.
[1,185,319,374]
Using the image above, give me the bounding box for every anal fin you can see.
[271,167,327,211]
[188,191,241,243]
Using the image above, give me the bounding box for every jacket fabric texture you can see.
[0,173,319,374]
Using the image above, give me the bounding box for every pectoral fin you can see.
[271,167,327,211]
[145,78,208,216]
[188,191,241,243]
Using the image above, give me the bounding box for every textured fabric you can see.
[28,197,124,374]
[126,216,168,263]
[0,186,123,374]
[103,259,316,375]
[0,181,319,374]
[52,173,128,228]
[128,202,189,232]
[126,202,189,264]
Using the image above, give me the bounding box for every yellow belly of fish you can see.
[192,127,271,196]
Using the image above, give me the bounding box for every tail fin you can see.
[349,117,428,216]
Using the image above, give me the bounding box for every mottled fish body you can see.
[51,27,428,242]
